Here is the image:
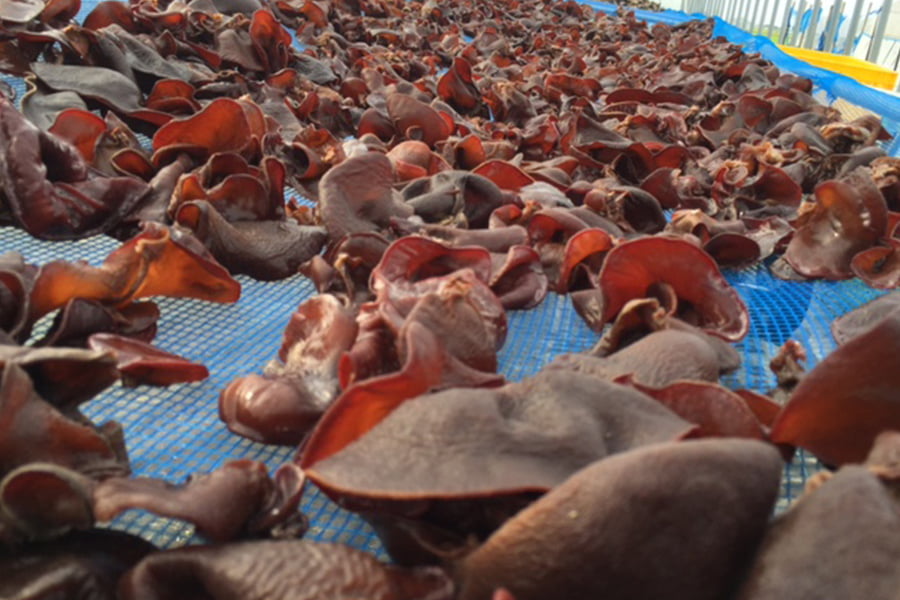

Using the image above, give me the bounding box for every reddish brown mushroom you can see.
[595,236,750,341]
[219,294,358,445]
[318,152,413,240]
[87,333,209,387]
[28,223,240,324]
[456,439,783,600]
[770,311,900,465]
[735,432,900,599]
[119,540,453,600]
[784,168,888,280]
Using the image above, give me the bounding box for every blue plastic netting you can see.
[0,0,896,553]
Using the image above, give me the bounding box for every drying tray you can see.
[1,0,898,555]
[2,225,888,553]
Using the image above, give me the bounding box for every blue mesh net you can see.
[1,225,887,543]
[3,226,386,552]
[0,0,895,554]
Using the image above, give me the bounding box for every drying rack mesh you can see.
[2,225,886,550]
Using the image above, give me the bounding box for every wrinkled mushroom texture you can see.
[598,236,750,341]
[0,254,32,341]
[401,171,505,228]
[749,164,803,208]
[0,95,151,240]
[145,79,200,114]
[47,108,107,164]
[390,286,502,375]
[0,364,123,479]
[279,293,358,376]
[624,379,767,440]
[303,370,694,499]
[437,57,481,113]
[850,239,900,289]
[547,328,738,388]
[303,321,457,469]
[735,464,900,600]
[175,200,328,281]
[93,461,305,542]
[387,141,450,181]
[318,152,413,239]
[248,9,293,73]
[152,98,267,159]
[368,242,509,348]
[371,236,493,301]
[457,439,783,600]
[488,245,548,309]
[305,232,390,303]
[87,333,209,386]
[770,311,900,465]
[0,463,96,539]
[170,153,285,222]
[557,228,614,292]
[35,299,159,348]
[589,296,675,356]
[784,168,888,280]
[831,291,900,344]
[118,541,453,600]
[386,93,453,147]
[0,530,156,600]
[0,343,119,408]
[28,223,240,322]
[219,294,358,445]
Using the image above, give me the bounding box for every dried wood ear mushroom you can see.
[2,0,900,596]
[456,439,783,600]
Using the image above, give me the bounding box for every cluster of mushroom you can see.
[2,0,900,597]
